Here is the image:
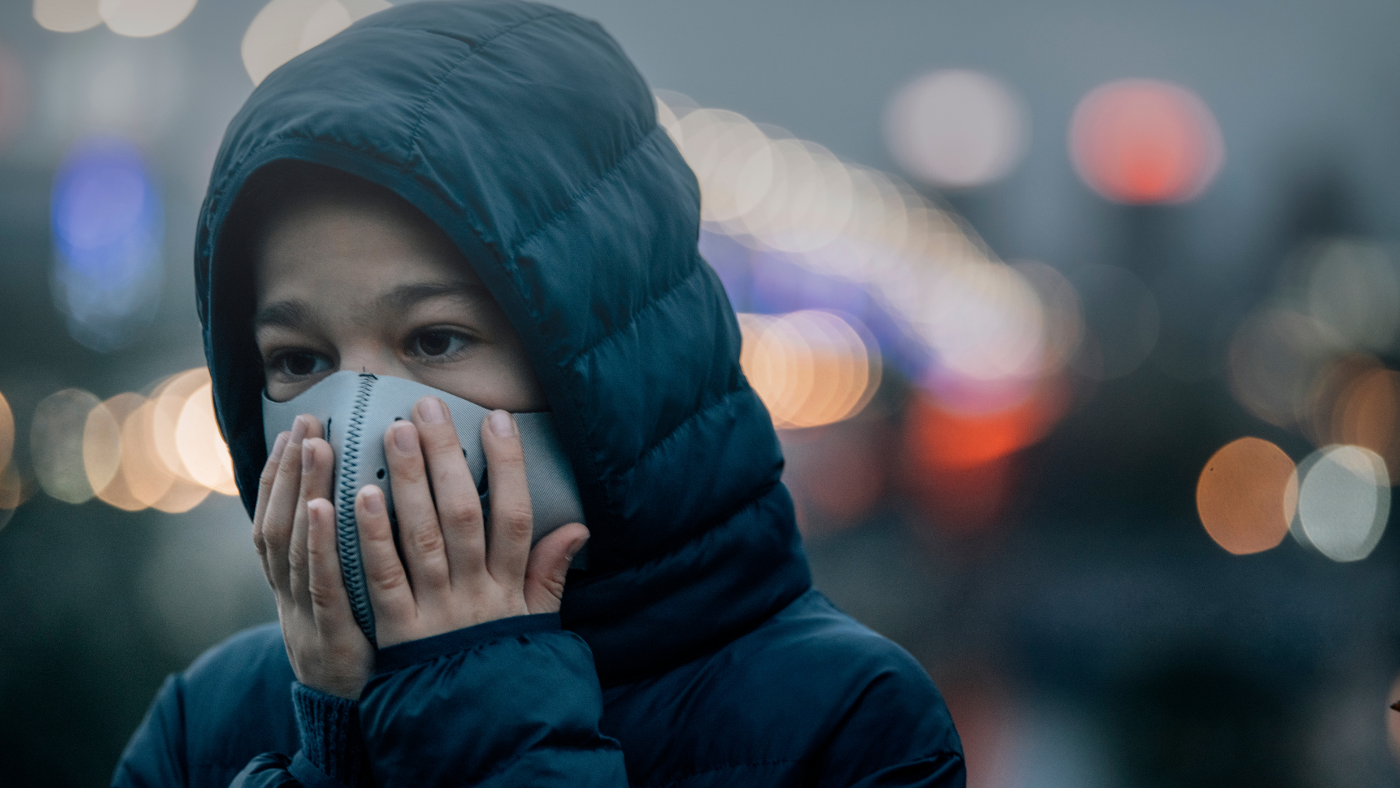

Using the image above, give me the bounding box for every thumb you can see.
[523,522,589,614]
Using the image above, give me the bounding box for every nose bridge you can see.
[336,342,403,378]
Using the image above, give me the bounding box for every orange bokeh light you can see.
[1069,79,1224,204]
[905,376,1072,470]
[1331,368,1400,484]
[1195,437,1297,555]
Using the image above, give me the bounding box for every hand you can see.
[355,396,589,648]
[253,415,374,699]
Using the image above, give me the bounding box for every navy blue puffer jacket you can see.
[112,2,964,786]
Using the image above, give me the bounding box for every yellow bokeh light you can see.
[242,0,389,86]
[1195,437,1297,555]
[98,0,198,37]
[739,311,881,430]
[0,390,13,478]
[657,90,1052,397]
[150,367,211,484]
[33,0,102,33]
[82,398,122,495]
[92,392,147,511]
[176,382,238,496]
[31,388,102,504]
[126,396,210,512]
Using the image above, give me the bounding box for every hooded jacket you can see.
[112,2,964,786]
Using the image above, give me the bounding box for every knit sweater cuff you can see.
[290,682,372,788]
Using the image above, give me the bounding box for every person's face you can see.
[253,193,547,410]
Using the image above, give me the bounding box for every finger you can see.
[384,420,450,596]
[524,523,589,614]
[357,485,416,631]
[252,431,290,583]
[264,417,311,595]
[481,411,532,583]
[289,434,332,610]
[307,498,359,636]
[411,396,484,587]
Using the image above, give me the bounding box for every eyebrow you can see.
[374,281,488,314]
[253,281,488,331]
[253,299,317,330]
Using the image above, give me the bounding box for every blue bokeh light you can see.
[50,137,164,351]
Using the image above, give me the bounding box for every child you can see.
[113,2,964,786]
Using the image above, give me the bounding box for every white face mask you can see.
[263,371,586,641]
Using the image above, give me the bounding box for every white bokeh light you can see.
[884,70,1027,189]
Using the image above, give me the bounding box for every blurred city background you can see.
[1,0,1398,785]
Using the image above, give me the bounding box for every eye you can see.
[271,351,332,378]
[408,329,471,360]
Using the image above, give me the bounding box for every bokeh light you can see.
[906,376,1072,470]
[1330,368,1400,484]
[50,136,164,351]
[658,91,1058,411]
[1014,261,1085,375]
[0,391,13,481]
[1302,239,1400,352]
[1068,263,1159,380]
[739,311,881,430]
[176,380,238,495]
[1069,79,1225,204]
[92,391,149,511]
[33,0,103,33]
[1195,437,1297,555]
[31,388,102,504]
[77,368,235,511]
[242,0,390,86]
[1294,444,1389,562]
[99,0,198,37]
[1228,309,1342,428]
[884,69,1027,189]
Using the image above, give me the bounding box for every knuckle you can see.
[308,580,338,610]
[366,563,407,592]
[288,540,309,571]
[408,524,445,555]
[500,504,534,536]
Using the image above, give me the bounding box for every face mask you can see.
[262,371,586,642]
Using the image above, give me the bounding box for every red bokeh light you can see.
[1069,79,1224,204]
[901,377,1073,532]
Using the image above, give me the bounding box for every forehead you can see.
[254,188,484,304]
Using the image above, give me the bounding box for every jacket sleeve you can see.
[113,672,371,788]
[358,613,628,788]
[812,643,966,788]
[111,675,190,787]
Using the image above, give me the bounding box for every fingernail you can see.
[270,432,289,463]
[302,439,316,472]
[393,422,417,453]
[418,396,447,424]
[489,409,514,437]
[360,485,384,514]
[290,415,308,443]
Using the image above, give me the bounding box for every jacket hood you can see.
[195,0,809,685]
